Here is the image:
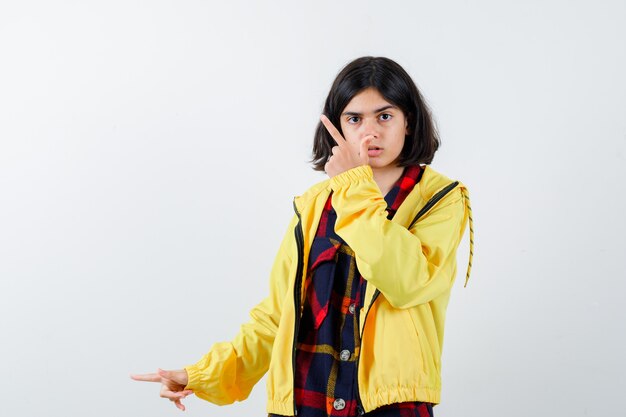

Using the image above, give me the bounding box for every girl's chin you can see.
[369,160,404,172]
[369,158,395,167]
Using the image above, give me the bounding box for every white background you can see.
[1,1,625,416]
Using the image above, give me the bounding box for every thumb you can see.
[157,368,176,380]
[158,368,188,385]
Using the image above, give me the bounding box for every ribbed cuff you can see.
[329,164,373,190]
[183,364,201,391]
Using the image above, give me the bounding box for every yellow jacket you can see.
[184,164,474,415]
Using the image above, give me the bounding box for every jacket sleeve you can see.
[182,213,299,405]
[330,164,468,309]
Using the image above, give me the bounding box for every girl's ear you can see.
[405,115,411,135]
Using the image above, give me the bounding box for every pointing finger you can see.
[130,373,161,382]
[320,115,346,147]
[359,135,374,163]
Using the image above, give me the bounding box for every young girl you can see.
[132,56,474,417]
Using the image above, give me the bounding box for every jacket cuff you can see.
[329,164,374,190]
[183,363,202,391]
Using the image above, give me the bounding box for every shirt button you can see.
[349,304,356,314]
[333,398,346,410]
[340,349,351,361]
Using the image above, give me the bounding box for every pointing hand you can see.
[320,114,373,178]
[131,368,193,411]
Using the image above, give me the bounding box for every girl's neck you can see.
[372,164,405,197]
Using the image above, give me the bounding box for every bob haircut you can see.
[310,56,440,172]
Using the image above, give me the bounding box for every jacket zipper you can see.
[354,180,459,415]
[354,290,379,415]
[407,181,459,230]
[291,200,304,416]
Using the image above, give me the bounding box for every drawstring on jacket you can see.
[460,187,474,288]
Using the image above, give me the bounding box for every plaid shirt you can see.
[270,165,433,417]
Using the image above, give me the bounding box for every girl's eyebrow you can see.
[342,104,397,117]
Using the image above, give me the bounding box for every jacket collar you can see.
[292,164,474,288]
[294,165,455,217]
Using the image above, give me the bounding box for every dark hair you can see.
[310,56,440,171]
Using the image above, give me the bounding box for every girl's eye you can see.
[346,114,392,124]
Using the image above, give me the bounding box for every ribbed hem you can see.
[329,164,373,190]
[266,399,294,416]
[266,386,440,415]
[360,386,441,411]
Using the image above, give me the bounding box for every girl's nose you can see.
[361,118,380,138]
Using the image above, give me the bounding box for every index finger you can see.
[320,114,346,147]
[130,373,161,382]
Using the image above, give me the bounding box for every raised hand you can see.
[320,114,373,178]
[130,368,193,411]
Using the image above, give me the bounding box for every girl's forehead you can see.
[345,88,394,109]
[349,87,384,101]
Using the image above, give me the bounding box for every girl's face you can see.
[339,87,409,170]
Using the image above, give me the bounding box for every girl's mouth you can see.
[367,147,383,157]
